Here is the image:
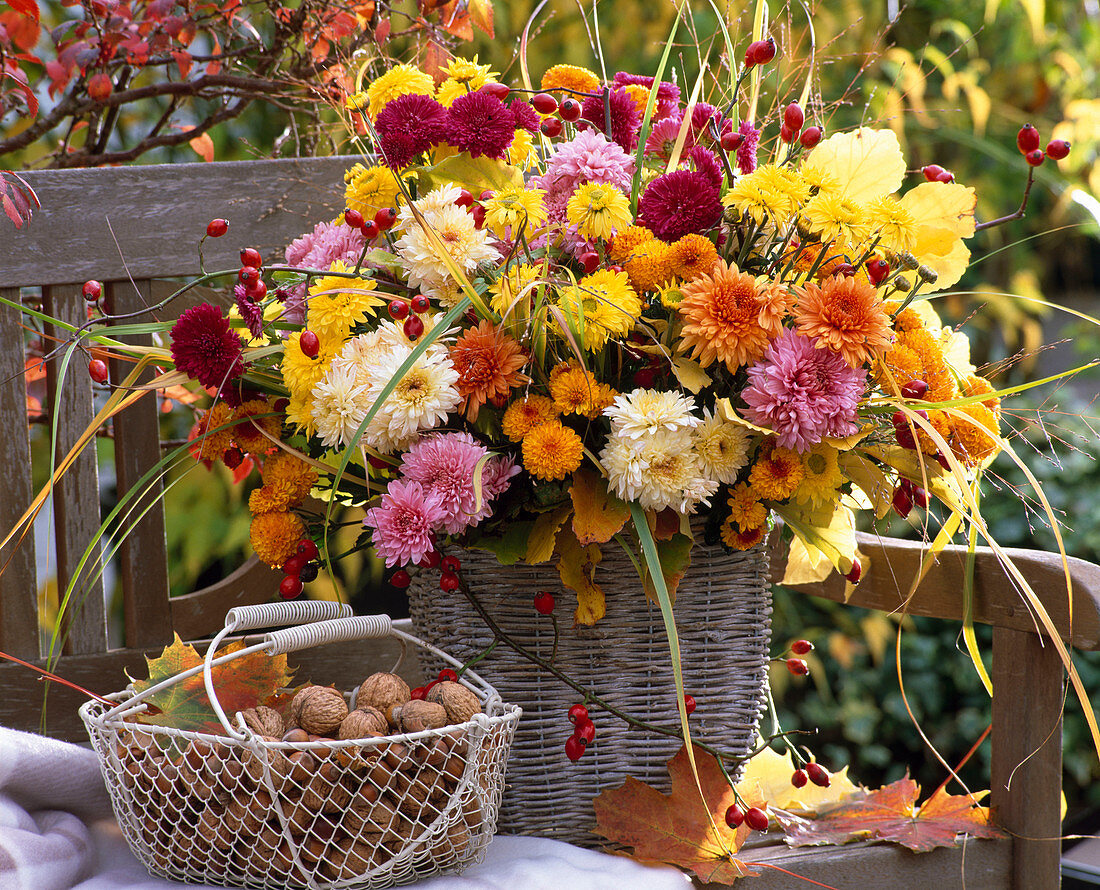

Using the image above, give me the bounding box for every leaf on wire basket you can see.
[593,745,760,885]
[128,634,294,734]
[771,776,1004,853]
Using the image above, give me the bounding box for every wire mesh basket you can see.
[80,602,521,889]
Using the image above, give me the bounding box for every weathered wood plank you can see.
[703,836,1012,888]
[42,284,107,656]
[0,287,41,660]
[8,156,359,286]
[991,626,1064,890]
[169,556,282,641]
[771,531,1100,650]
[107,279,173,650]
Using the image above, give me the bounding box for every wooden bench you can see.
[3,158,1098,889]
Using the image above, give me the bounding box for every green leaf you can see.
[417,154,524,198]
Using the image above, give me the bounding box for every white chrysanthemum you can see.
[600,429,718,513]
[604,388,701,440]
[395,196,500,296]
[330,329,391,385]
[311,363,373,449]
[362,344,461,452]
[396,183,464,230]
[694,409,751,484]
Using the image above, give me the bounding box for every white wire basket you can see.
[80,602,522,889]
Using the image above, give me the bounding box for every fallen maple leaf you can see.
[593,745,760,885]
[128,634,294,735]
[772,776,1004,853]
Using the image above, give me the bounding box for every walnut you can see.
[390,700,448,734]
[290,685,348,736]
[239,705,283,737]
[426,681,481,725]
[354,672,410,723]
[338,706,389,740]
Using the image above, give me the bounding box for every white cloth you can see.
[0,728,690,890]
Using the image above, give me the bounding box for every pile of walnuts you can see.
[115,671,489,885]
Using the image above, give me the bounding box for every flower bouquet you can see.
[24,5,1093,853]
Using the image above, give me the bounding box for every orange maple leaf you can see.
[772,776,1005,852]
[593,745,759,884]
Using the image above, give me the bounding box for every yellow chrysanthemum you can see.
[522,419,584,481]
[345,163,402,220]
[658,282,684,308]
[230,399,281,456]
[802,193,871,247]
[250,511,305,568]
[608,225,656,264]
[192,402,235,463]
[502,394,559,442]
[727,482,768,530]
[285,391,317,438]
[306,261,383,341]
[507,128,538,170]
[549,362,616,419]
[724,165,808,226]
[671,234,720,282]
[557,269,642,352]
[623,84,650,116]
[748,445,805,501]
[363,63,434,119]
[624,239,677,293]
[793,443,846,507]
[721,519,767,551]
[436,56,497,106]
[798,164,842,198]
[483,186,547,239]
[866,196,918,253]
[282,329,339,400]
[263,450,318,504]
[566,182,632,242]
[541,64,600,95]
[490,262,549,323]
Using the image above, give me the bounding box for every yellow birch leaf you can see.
[801,128,906,204]
[737,746,860,814]
[526,504,570,565]
[775,502,857,584]
[556,525,605,625]
[901,181,977,238]
[570,468,630,545]
[839,452,895,519]
[781,532,832,585]
[670,355,711,393]
[911,230,972,292]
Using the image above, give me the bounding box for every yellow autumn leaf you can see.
[782,532,833,585]
[801,128,906,204]
[901,181,976,238]
[570,468,630,546]
[526,504,570,565]
[670,355,711,393]
[775,502,857,585]
[838,452,895,519]
[556,525,606,625]
[737,746,860,813]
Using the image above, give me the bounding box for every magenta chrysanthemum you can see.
[446,91,516,159]
[637,169,723,241]
[364,479,446,568]
[400,432,518,534]
[736,120,760,174]
[233,284,265,339]
[283,221,366,321]
[170,302,247,390]
[688,146,723,190]
[580,88,640,151]
[375,93,448,168]
[742,330,867,452]
[612,72,680,119]
[510,99,540,133]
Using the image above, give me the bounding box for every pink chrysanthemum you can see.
[736,120,760,174]
[742,330,867,452]
[645,115,683,159]
[400,432,517,534]
[510,99,540,133]
[170,302,247,390]
[283,221,366,322]
[612,72,680,119]
[375,93,448,168]
[580,88,641,151]
[637,169,723,241]
[233,284,265,339]
[446,91,516,159]
[688,146,723,190]
[364,479,445,568]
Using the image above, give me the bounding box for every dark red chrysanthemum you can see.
[612,71,680,119]
[446,92,516,159]
[637,169,722,241]
[375,93,448,168]
[688,146,723,190]
[580,88,641,151]
[233,284,265,339]
[509,99,540,133]
[170,302,246,390]
[736,120,760,174]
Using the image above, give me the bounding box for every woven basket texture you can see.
[407,542,772,846]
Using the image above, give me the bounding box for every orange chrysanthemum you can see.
[671,234,720,282]
[624,239,676,293]
[522,419,584,481]
[608,225,656,263]
[501,394,559,442]
[748,445,805,501]
[964,374,1001,417]
[231,399,281,455]
[950,403,1000,465]
[721,520,766,550]
[449,320,529,421]
[899,328,955,402]
[678,260,783,371]
[915,408,955,456]
[262,450,318,504]
[190,402,235,464]
[890,305,926,333]
[794,274,892,368]
[250,511,305,568]
[875,343,925,394]
[727,483,768,531]
[540,64,600,95]
[549,362,616,418]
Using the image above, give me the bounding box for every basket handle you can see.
[261,615,393,655]
[224,601,352,632]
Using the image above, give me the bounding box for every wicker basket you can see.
[408,541,771,846]
[80,602,521,889]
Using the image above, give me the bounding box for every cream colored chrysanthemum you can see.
[604,388,701,440]
[363,63,435,119]
[694,409,751,484]
[601,429,718,513]
[483,186,547,239]
[311,363,374,450]
[398,182,464,227]
[362,344,461,452]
